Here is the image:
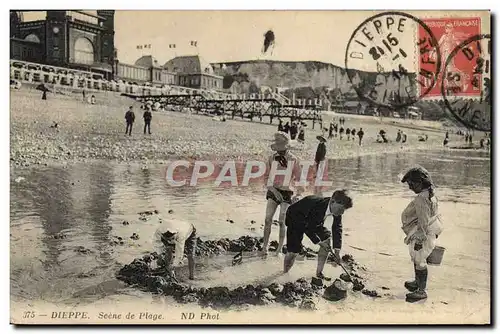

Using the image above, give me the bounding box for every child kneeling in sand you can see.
[152,219,197,280]
[283,190,353,280]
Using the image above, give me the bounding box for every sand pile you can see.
[116,235,381,310]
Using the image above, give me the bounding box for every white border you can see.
[3,1,498,333]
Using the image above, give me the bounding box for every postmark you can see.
[419,17,482,98]
[345,11,441,109]
[441,34,491,132]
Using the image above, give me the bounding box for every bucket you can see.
[426,246,445,265]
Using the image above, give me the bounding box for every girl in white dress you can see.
[400,166,444,301]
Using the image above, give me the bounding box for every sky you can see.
[21,10,490,70]
[113,10,378,66]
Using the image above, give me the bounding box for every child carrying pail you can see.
[400,166,444,302]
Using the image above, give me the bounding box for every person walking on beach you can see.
[153,219,197,281]
[125,106,135,136]
[315,135,327,174]
[297,126,305,143]
[283,190,353,280]
[289,122,298,140]
[357,128,364,146]
[261,132,304,257]
[328,123,334,139]
[278,119,284,132]
[143,106,152,135]
[339,126,344,140]
[283,121,290,134]
[351,128,356,141]
[400,166,443,302]
[346,128,351,141]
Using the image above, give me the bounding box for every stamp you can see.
[418,17,482,98]
[441,34,491,132]
[345,11,441,109]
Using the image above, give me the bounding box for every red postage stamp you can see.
[418,17,481,98]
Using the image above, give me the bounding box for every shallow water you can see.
[10,149,491,306]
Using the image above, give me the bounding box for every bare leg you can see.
[284,252,298,273]
[316,245,329,276]
[261,199,279,254]
[276,202,290,254]
[187,255,195,280]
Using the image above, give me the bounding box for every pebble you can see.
[168,210,174,214]
[361,289,381,298]
[122,221,130,225]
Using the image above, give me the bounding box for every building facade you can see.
[10,11,224,92]
[10,10,115,80]
[164,55,224,91]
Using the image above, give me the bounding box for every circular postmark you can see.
[345,11,441,109]
[441,34,491,132]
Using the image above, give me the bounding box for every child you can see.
[152,219,197,280]
[284,190,354,279]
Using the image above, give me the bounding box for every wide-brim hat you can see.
[270,132,291,151]
[400,165,433,184]
[316,135,327,142]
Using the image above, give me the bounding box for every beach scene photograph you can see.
[9,9,491,325]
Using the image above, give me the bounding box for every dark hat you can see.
[316,135,327,142]
[400,165,433,184]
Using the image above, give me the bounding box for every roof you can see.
[163,55,215,75]
[134,55,160,68]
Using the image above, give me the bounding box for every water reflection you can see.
[31,167,72,269]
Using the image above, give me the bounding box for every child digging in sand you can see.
[283,190,353,280]
[152,219,197,280]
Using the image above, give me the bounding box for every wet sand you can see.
[10,191,490,324]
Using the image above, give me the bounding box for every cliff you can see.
[210,60,475,123]
[211,60,417,103]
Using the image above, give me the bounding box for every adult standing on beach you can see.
[283,190,353,280]
[278,119,284,132]
[261,132,304,257]
[328,123,334,139]
[143,105,152,135]
[125,106,135,136]
[283,121,290,134]
[400,166,443,302]
[289,122,298,140]
[357,128,364,145]
[315,135,327,174]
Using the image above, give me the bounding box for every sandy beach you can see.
[10,87,465,168]
[10,87,491,324]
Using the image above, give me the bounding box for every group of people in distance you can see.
[152,131,443,303]
[326,120,365,146]
[124,105,153,136]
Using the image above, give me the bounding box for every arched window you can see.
[24,34,40,43]
[74,37,94,65]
